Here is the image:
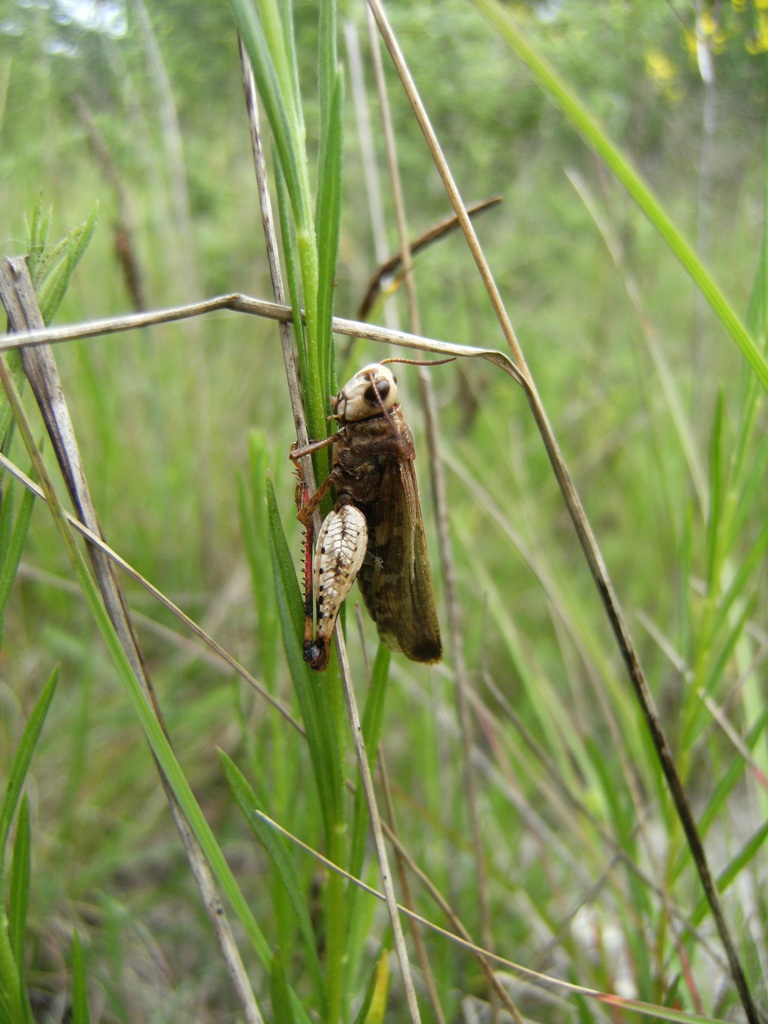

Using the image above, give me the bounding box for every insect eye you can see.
[365,380,390,405]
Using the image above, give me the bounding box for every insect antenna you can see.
[370,358,454,429]
[380,356,456,368]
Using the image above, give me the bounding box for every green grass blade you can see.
[24,194,49,282]
[5,798,34,1024]
[704,390,725,593]
[219,752,325,1007]
[474,0,768,393]
[239,431,279,688]
[0,669,53,1024]
[270,947,297,1024]
[348,646,390,885]
[315,69,344,395]
[275,162,327,468]
[8,795,31,977]
[0,969,25,1024]
[70,931,90,1024]
[690,817,768,928]
[745,126,767,343]
[318,0,337,135]
[266,473,307,650]
[234,0,329,448]
[697,699,768,843]
[35,203,99,325]
[0,667,59,876]
[353,953,389,1024]
[345,647,391,994]
[312,1,343,430]
[0,478,14,575]
[275,162,312,400]
[0,472,36,649]
[0,351,24,459]
[732,129,768,482]
[232,0,303,213]
[710,519,768,643]
[281,0,303,145]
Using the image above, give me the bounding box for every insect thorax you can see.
[333,405,414,506]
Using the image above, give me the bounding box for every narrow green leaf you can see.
[232,0,305,222]
[0,351,25,458]
[0,773,39,1024]
[71,931,90,1024]
[0,957,24,1024]
[718,819,768,892]
[0,478,15,573]
[678,503,694,663]
[8,795,31,973]
[275,162,310,395]
[701,599,753,704]
[679,601,754,801]
[361,646,391,762]
[0,471,36,649]
[270,947,297,1024]
[315,70,344,395]
[745,127,767,344]
[275,161,327,488]
[239,432,279,687]
[348,646,390,885]
[0,667,59,876]
[266,473,305,647]
[732,137,768,484]
[705,390,725,594]
[318,0,338,143]
[697,696,768,846]
[24,194,48,282]
[690,817,768,929]
[353,952,389,1024]
[281,0,303,143]
[475,0,768,392]
[0,859,25,1022]
[35,203,99,325]
[255,0,301,134]
[219,753,325,1005]
[710,519,768,644]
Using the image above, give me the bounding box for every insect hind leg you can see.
[306,502,368,671]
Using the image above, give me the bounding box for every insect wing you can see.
[358,450,442,664]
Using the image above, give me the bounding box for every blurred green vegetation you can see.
[0,0,766,1020]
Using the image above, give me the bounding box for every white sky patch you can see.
[53,0,127,38]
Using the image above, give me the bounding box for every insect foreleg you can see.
[289,432,337,461]
[290,433,339,528]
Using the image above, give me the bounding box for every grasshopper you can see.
[291,362,443,671]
